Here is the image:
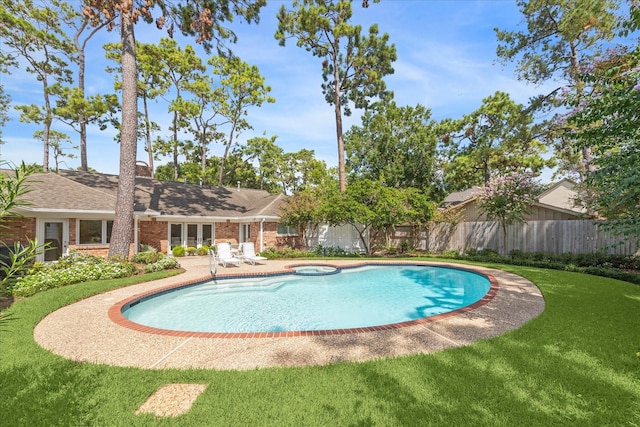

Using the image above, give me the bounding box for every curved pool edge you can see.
[33,259,545,371]
[109,262,499,339]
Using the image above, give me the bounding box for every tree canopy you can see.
[276,0,396,192]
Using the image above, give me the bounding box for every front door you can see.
[39,219,69,262]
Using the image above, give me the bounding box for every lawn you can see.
[1,262,639,426]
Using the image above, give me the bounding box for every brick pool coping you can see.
[34,258,545,371]
[109,262,500,339]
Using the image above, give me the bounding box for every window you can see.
[78,219,113,245]
[276,223,298,236]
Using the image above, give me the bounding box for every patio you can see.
[33,257,545,371]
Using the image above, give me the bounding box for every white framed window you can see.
[78,219,113,245]
[276,223,298,236]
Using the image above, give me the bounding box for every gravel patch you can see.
[135,383,207,418]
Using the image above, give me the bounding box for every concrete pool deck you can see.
[34,258,545,371]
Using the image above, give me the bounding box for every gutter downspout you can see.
[134,216,139,254]
[260,218,264,252]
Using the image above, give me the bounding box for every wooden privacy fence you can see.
[386,220,639,256]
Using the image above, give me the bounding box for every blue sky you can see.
[0,1,558,180]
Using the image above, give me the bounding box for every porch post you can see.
[259,219,264,252]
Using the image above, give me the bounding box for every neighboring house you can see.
[1,169,295,262]
[439,179,589,222]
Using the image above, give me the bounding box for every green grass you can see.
[1,262,639,426]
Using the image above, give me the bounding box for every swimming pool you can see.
[121,264,492,335]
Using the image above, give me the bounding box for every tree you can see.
[209,55,274,186]
[69,5,114,171]
[0,162,47,291]
[240,135,284,192]
[276,0,396,192]
[151,39,207,180]
[276,149,328,195]
[345,101,441,198]
[183,70,225,181]
[82,0,265,258]
[34,130,77,172]
[0,0,75,172]
[566,44,640,241]
[53,87,120,163]
[0,52,12,146]
[323,178,433,254]
[441,91,553,192]
[279,188,324,248]
[479,172,540,254]
[495,0,624,179]
[105,41,173,177]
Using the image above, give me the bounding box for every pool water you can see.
[123,265,490,333]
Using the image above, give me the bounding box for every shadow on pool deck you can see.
[33,257,545,371]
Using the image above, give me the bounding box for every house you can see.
[439,179,589,222]
[1,169,295,262]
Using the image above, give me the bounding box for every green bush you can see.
[186,246,197,255]
[311,245,348,257]
[144,255,180,273]
[260,246,310,259]
[171,246,186,257]
[131,250,160,264]
[440,249,640,286]
[441,249,461,258]
[9,254,136,297]
[197,245,210,256]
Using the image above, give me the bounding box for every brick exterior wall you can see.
[214,222,239,243]
[2,217,293,259]
[260,221,279,248]
[138,220,169,253]
[1,217,36,245]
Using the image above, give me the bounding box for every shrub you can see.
[171,246,186,257]
[9,254,136,297]
[441,249,461,258]
[438,249,640,286]
[131,250,160,265]
[197,245,209,256]
[260,246,310,259]
[144,255,180,273]
[186,246,197,256]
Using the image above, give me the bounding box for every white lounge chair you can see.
[216,242,241,267]
[241,242,268,265]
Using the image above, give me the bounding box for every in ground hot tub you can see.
[290,265,339,275]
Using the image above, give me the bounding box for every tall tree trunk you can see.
[42,72,51,172]
[75,19,108,171]
[201,135,207,178]
[76,30,88,171]
[172,111,179,180]
[143,94,154,177]
[109,12,137,258]
[218,123,236,186]
[333,49,346,192]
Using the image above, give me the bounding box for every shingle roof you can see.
[9,169,285,220]
[439,186,483,209]
[3,170,117,212]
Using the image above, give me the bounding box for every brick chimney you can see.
[135,161,152,177]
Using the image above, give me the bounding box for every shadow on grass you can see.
[1,265,639,426]
[0,360,100,426]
